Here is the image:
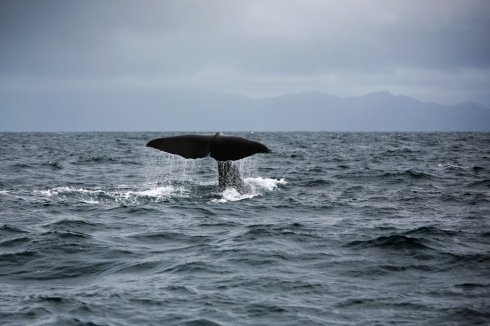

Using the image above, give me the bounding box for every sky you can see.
[1,0,490,107]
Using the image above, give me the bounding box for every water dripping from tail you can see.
[214,158,287,203]
[217,161,250,194]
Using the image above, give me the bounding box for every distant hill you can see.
[1,89,489,131]
[248,91,490,131]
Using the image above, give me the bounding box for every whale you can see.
[146,133,270,193]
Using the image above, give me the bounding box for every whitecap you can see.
[437,162,463,170]
[212,177,286,203]
[112,186,178,200]
[34,185,182,205]
[82,199,100,204]
[245,177,287,191]
[212,188,256,203]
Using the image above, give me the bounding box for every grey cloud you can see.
[0,0,489,105]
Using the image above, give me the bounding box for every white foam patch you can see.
[198,181,218,186]
[245,177,287,191]
[82,199,100,204]
[34,185,182,205]
[212,177,286,203]
[114,186,177,199]
[437,162,463,170]
[212,188,256,203]
[35,187,103,197]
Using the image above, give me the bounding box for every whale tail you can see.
[146,133,270,161]
[146,133,270,194]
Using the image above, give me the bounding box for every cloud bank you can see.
[1,0,490,106]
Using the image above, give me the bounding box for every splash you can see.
[212,177,287,203]
[214,188,256,203]
[245,177,287,191]
[144,150,205,186]
[110,186,181,204]
[35,185,182,205]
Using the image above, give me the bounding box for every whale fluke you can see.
[146,133,270,193]
[146,133,270,161]
[146,134,214,159]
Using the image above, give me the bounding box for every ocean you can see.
[0,132,489,325]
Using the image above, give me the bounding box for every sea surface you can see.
[0,132,489,325]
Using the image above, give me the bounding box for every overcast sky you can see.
[1,0,490,106]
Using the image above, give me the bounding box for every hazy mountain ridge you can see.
[248,90,490,131]
[1,89,489,131]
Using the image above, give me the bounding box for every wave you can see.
[466,179,490,188]
[34,185,182,205]
[301,179,332,187]
[437,162,464,170]
[347,234,432,251]
[179,319,222,326]
[40,230,92,240]
[0,250,39,264]
[0,236,31,247]
[482,231,490,238]
[20,261,116,280]
[44,219,99,232]
[73,156,118,165]
[472,165,485,173]
[379,169,433,180]
[403,226,458,237]
[0,224,28,234]
[448,252,490,265]
[42,161,63,169]
[111,260,163,274]
[380,147,420,156]
[334,168,434,183]
[162,260,228,274]
[436,307,490,324]
[10,163,32,170]
[454,282,490,289]
[346,225,462,253]
[33,177,283,205]
[128,231,211,244]
[230,223,323,244]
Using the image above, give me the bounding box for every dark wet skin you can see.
[217,161,249,194]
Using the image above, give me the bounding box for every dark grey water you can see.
[0,132,489,325]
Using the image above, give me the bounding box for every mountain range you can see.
[1,89,489,131]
